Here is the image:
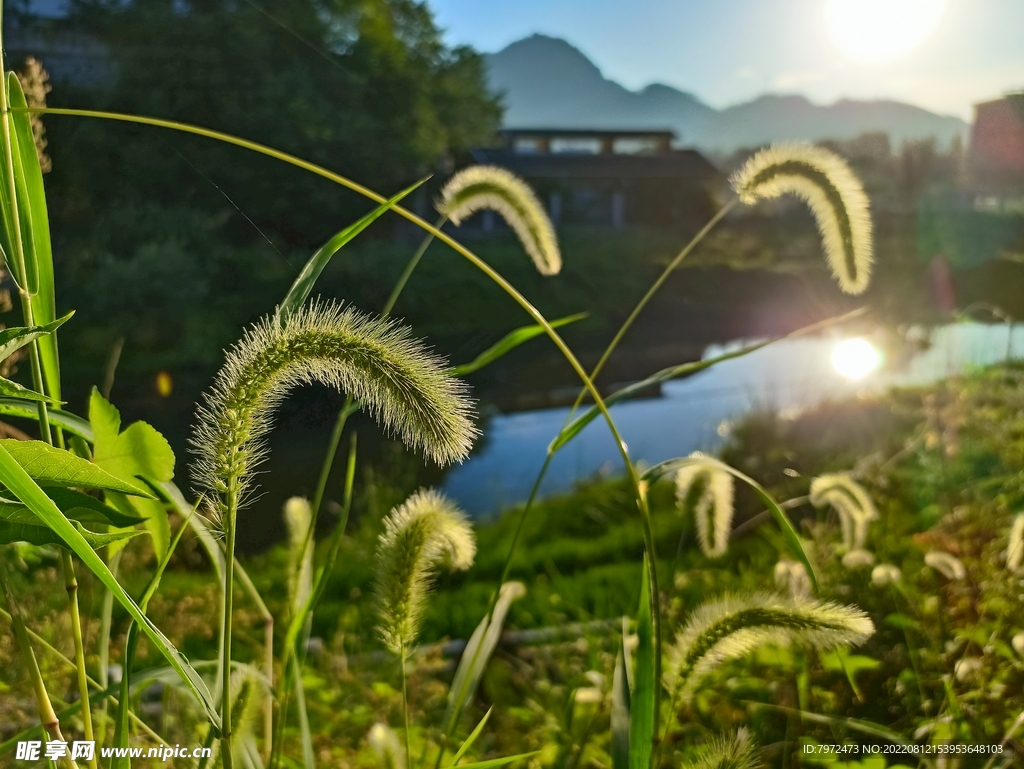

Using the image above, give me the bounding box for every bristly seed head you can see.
[191,300,477,523]
[373,488,476,654]
[436,165,562,276]
[675,452,735,558]
[680,729,761,769]
[810,473,879,551]
[730,143,873,294]
[1007,513,1024,571]
[665,591,874,703]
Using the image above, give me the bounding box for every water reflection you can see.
[443,322,1020,515]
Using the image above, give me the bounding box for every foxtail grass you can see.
[810,473,878,551]
[436,165,561,276]
[681,729,760,769]
[1007,513,1024,571]
[731,143,873,294]
[924,551,966,581]
[665,592,874,703]
[675,452,735,558]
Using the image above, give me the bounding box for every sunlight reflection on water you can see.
[443,322,1021,515]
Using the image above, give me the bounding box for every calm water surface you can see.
[443,323,1021,515]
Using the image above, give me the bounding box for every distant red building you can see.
[970,93,1024,196]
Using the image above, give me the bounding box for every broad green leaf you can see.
[0,312,70,363]
[446,707,493,768]
[90,389,174,555]
[629,557,654,769]
[549,308,867,454]
[0,376,57,403]
[0,441,220,727]
[0,517,140,548]
[611,638,631,769]
[278,179,424,321]
[8,74,61,398]
[0,439,153,496]
[453,312,588,376]
[0,488,145,527]
[643,456,819,592]
[0,399,92,439]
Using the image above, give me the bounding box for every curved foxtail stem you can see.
[665,591,873,703]
[437,165,561,276]
[731,143,873,294]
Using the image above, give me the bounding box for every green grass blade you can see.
[443,753,538,769]
[0,442,220,728]
[629,557,654,769]
[549,308,867,454]
[278,179,424,321]
[611,638,631,769]
[0,312,70,361]
[453,313,588,376]
[8,73,60,398]
[0,399,92,439]
[446,707,493,768]
[643,456,819,592]
[0,377,56,403]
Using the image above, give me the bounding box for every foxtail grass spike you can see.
[675,452,735,558]
[192,300,477,520]
[842,549,876,569]
[731,144,873,294]
[436,165,562,276]
[924,550,966,581]
[1007,513,1024,571]
[368,723,405,769]
[284,496,314,613]
[871,564,901,587]
[774,559,811,598]
[665,591,873,703]
[681,729,761,769]
[373,488,476,653]
[207,664,266,767]
[810,473,878,551]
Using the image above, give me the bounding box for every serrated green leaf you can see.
[278,179,424,321]
[453,312,588,376]
[629,556,654,769]
[7,74,61,399]
[0,488,144,528]
[0,313,70,362]
[0,441,220,727]
[0,376,56,403]
[0,439,153,496]
[0,517,141,548]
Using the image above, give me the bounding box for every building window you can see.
[513,137,544,154]
[613,137,659,155]
[550,137,602,154]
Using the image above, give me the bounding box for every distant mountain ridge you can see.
[486,35,968,153]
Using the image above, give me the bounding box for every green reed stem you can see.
[382,216,446,318]
[61,550,98,769]
[401,644,412,769]
[221,487,238,769]
[0,554,79,769]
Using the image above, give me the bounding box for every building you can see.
[969,93,1024,203]
[467,128,723,231]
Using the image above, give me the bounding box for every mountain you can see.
[486,35,968,152]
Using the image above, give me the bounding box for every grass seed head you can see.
[436,165,562,276]
[666,591,874,702]
[925,550,966,581]
[731,143,873,294]
[1007,513,1024,571]
[675,453,735,558]
[681,729,761,769]
[373,488,476,653]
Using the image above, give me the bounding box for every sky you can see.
[427,0,1024,119]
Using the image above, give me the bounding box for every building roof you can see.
[469,146,721,180]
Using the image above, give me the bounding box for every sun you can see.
[831,338,882,380]
[825,0,947,65]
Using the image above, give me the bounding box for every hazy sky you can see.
[428,0,1024,119]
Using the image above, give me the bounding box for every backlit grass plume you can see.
[368,723,405,769]
[681,729,761,769]
[774,559,811,598]
[284,496,314,613]
[730,144,873,294]
[675,452,735,558]
[192,300,477,519]
[925,550,966,581]
[373,489,476,653]
[810,473,879,551]
[665,592,873,703]
[1007,513,1024,571]
[436,165,562,276]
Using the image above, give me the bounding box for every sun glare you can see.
[825,0,947,65]
[831,338,882,380]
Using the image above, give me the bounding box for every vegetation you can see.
[0,2,1023,768]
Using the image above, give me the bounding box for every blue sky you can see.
[428,0,1024,119]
